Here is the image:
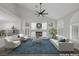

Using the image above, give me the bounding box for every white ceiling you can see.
[19,3,79,19]
[0,3,79,20]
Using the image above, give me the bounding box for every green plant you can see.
[49,28,57,39]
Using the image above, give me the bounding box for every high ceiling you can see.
[19,3,79,19]
[0,3,79,20]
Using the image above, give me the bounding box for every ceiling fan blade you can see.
[43,13,48,15]
[41,10,45,13]
[41,14,44,17]
[35,11,40,17]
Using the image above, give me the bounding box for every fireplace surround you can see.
[30,22,48,38]
[36,32,42,38]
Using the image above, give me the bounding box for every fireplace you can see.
[36,32,42,38]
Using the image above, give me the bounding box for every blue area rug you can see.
[10,39,59,54]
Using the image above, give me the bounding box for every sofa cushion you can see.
[65,39,69,42]
[18,34,24,38]
[5,35,19,42]
[59,39,65,42]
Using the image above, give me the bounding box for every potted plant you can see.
[49,27,57,39]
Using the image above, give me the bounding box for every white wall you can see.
[57,10,79,50]
[30,22,48,37]
[0,16,21,31]
[15,5,57,35]
[57,9,79,39]
[0,6,21,48]
[0,6,21,31]
[70,11,79,50]
[70,11,79,40]
[57,18,71,38]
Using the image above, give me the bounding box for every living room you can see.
[0,3,79,56]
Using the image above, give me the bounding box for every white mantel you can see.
[30,22,48,38]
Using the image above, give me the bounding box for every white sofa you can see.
[18,34,29,41]
[0,37,5,48]
[4,35,21,48]
[50,35,74,52]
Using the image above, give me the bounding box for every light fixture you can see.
[35,3,48,17]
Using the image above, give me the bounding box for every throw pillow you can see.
[59,39,65,42]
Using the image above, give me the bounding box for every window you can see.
[71,25,79,40]
[42,23,47,30]
[25,22,30,36]
[31,23,36,30]
[57,20,64,35]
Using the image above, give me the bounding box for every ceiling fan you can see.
[35,3,48,17]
